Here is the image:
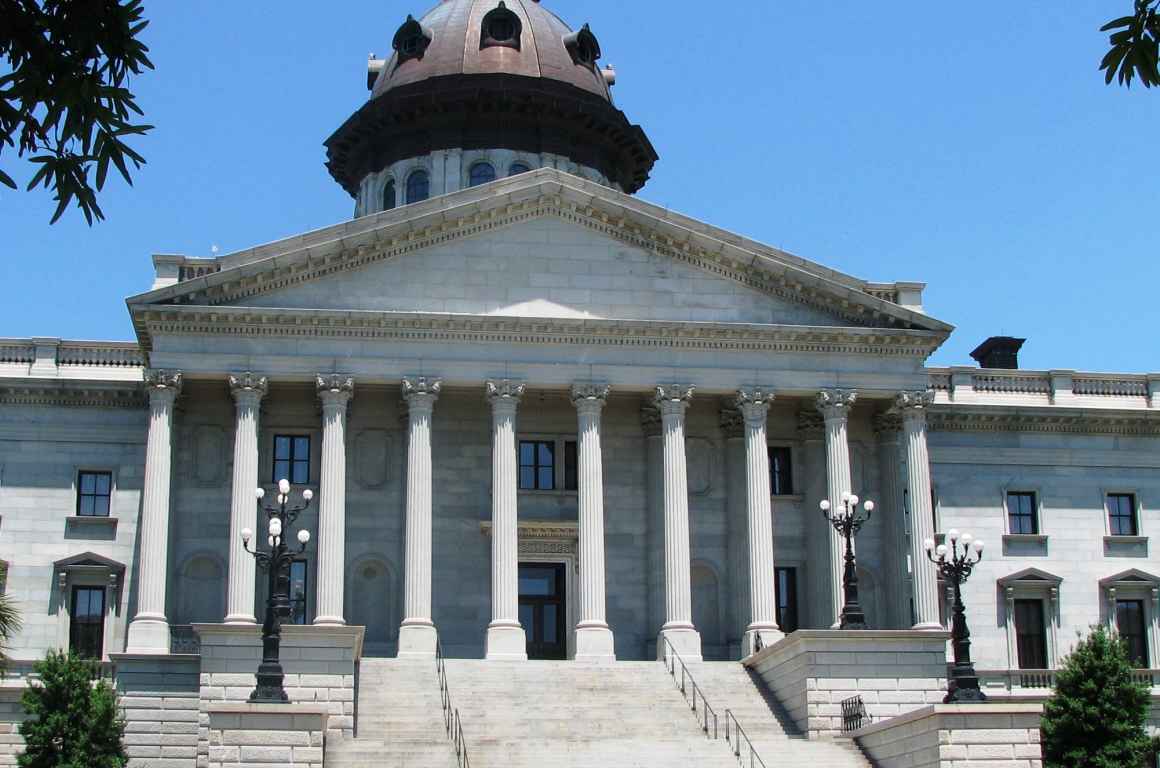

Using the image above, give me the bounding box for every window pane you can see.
[1014,600,1048,669]
[469,163,496,187]
[293,437,310,462]
[292,461,310,485]
[274,460,290,484]
[520,442,534,466]
[406,171,430,204]
[1117,600,1149,667]
[519,571,553,596]
[94,497,110,517]
[79,496,95,516]
[564,441,578,492]
[537,442,554,467]
[542,604,558,642]
[519,467,535,490]
[274,436,290,460]
[80,473,95,493]
[538,467,554,490]
[509,163,530,176]
[95,474,111,494]
[776,567,798,633]
[383,180,396,211]
[289,561,308,625]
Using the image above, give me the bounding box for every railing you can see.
[169,625,201,654]
[972,373,1052,395]
[435,637,471,768]
[977,668,1160,692]
[840,695,867,733]
[724,709,766,768]
[660,635,718,739]
[2,658,115,682]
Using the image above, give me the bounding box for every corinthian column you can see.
[897,390,942,630]
[816,389,857,629]
[224,373,267,625]
[738,387,782,655]
[655,384,702,662]
[125,370,182,653]
[486,380,527,661]
[314,375,353,626]
[572,383,615,663]
[399,377,441,657]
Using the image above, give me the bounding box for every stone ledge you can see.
[851,702,1045,739]
[206,702,331,717]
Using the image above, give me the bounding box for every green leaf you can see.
[1101,15,1136,31]
[0,169,15,189]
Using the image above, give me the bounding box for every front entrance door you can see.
[519,562,566,660]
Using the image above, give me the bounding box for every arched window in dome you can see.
[480,2,522,51]
[509,163,531,176]
[393,15,432,64]
[563,24,601,69]
[469,162,497,187]
[382,179,396,211]
[406,170,430,204]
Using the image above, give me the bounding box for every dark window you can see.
[76,471,112,517]
[509,163,531,176]
[289,560,308,625]
[775,567,798,633]
[768,447,793,496]
[1007,492,1039,535]
[406,171,430,204]
[480,4,522,50]
[1014,599,1048,669]
[1108,494,1138,536]
[469,163,496,187]
[563,440,578,492]
[392,15,431,62]
[273,435,310,485]
[519,440,555,490]
[1117,599,1149,667]
[383,180,396,211]
[69,586,105,660]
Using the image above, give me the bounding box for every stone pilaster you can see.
[897,390,942,630]
[816,389,857,629]
[399,377,441,657]
[314,375,353,627]
[655,384,701,662]
[126,370,182,653]
[738,387,782,655]
[486,380,527,660]
[572,383,615,662]
[224,373,267,625]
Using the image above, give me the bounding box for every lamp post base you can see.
[944,665,987,703]
[249,661,289,703]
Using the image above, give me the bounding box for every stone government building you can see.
[1,1,1158,766]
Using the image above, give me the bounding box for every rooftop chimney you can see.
[969,337,1026,370]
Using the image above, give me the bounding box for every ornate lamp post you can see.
[241,478,313,703]
[925,530,986,703]
[820,491,875,630]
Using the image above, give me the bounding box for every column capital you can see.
[402,377,442,412]
[571,383,610,413]
[317,374,354,408]
[654,384,694,417]
[228,372,268,403]
[815,389,857,421]
[144,369,182,404]
[895,389,935,423]
[486,379,525,410]
[736,387,775,425]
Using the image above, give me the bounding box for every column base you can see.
[397,621,437,659]
[913,621,946,631]
[574,624,616,663]
[485,622,527,661]
[657,626,702,663]
[223,614,257,626]
[741,627,784,658]
[125,616,171,654]
[313,616,346,627]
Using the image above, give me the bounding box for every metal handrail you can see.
[660,635,719,739]
[435,637,471,768]
[724,709,767,768]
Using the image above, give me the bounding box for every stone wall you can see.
[854,703,1044,768]
[205,703,326,768]
[744,630,949,739]
[0,688,24,767]
[113,654,200,768]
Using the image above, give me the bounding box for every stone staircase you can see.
[327,657,873,768]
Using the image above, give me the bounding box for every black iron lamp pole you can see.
[241,478,313,703]
[925,530,986,703]
[821,492,875,630]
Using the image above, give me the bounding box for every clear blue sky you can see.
[1,1,1156,372]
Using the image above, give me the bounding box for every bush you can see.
[1041,625,1152,768]
[17,651,126,768]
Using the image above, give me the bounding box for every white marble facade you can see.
[1,170,1158,674]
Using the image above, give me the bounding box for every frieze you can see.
[927,409,1160,437]
[0,383,145,409]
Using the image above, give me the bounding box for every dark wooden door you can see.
[519,563,566,660]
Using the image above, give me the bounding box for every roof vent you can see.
[969,337,1026,370]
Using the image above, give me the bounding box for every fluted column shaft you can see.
[817,390,857,629]
[126,370,181,654]
[486,380,527,660]
[225,373,267,624]
[656,385,702,661]
[399,378,441,657]
[738,388,781,653]
[898,390,942,630]
[573,384,615,662]
[315,375,353,626]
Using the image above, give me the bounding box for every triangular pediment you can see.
[55,551,125,572]
[1101,568,1160,587]
[999,567,1063,587]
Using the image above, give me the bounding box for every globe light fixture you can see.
[926,532,987,703]
[820,491,876,630]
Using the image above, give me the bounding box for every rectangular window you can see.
[289,560,308,625]
[519,440,556,490]
[768,447,794,496]
[1006,492,1039,535]
[69,585,105,660]
[76,471,112,517]
[1108,494,1138,536]
[563,440,578,492]
[775,567,798,633]
[1117,599,1149,667]
[273,435,311,485]
[1013,599,1048,669]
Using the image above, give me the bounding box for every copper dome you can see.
[325,0,657,196]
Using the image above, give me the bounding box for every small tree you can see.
[17,651,127,768]
[1041,625,1152,768]
[0,563,20,669]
